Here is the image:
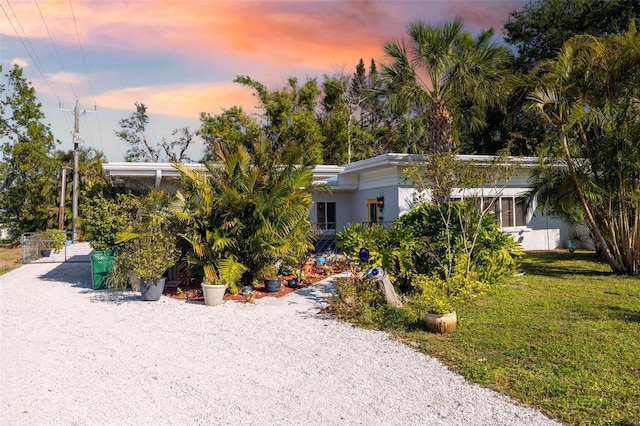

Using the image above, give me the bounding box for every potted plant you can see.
[411,273,489,333]
[81,192,140,289]
[34,229,65,257]
[260,264,282,293]
[104,246,140,292]
[128,227,179,301]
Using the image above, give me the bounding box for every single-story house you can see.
[102,153,588,251]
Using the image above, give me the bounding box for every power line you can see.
[1,1,63,104]
[68,0,104,149]
[34,0,77,99]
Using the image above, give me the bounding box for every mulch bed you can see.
[162,265,346,303]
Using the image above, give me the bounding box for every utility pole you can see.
[58,166,68,231]
[60,98,96,242]
[72,99,80,242]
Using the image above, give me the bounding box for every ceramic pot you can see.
[202,283,226,306]
[264,279,282,293]
[425,311,457,334]
[140,277,166,301]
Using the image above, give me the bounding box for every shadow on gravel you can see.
[39,262,92,287]
[87,291,142,305]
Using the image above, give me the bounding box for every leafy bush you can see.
[387,201,522,288]
[409,272,489,314]
[325,274,385,326]
[42,229,66,252]
[81,192,140,252]
[128,227,180,281]
[336,223,387,266]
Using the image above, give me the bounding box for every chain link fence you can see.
[22,232,91,264]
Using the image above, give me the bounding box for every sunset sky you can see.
[1,0,526,161]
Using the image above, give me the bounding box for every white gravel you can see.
[1,249,560,426]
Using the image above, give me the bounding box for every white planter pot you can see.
[202,283,226,306]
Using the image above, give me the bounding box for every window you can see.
[367,198,379,224]
[317,202,336,230]
[480,196,528,228]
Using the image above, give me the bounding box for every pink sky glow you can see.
[1,0,526,160]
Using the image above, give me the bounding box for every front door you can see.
[367,198,378,225]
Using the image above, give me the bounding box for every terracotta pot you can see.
[202,283,227,306]
[303,261,314,274]
[425,311,457,334]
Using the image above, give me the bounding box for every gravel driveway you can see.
[0,251,560,425]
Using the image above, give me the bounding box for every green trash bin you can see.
[90,250,115,290]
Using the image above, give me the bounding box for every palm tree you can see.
[173,135,322,290]
[382,19,513,201]
[527,24,640,275]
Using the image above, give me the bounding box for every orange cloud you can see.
[95,81,259,120]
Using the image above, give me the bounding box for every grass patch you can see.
[0,244,23,276]
[336,251,640,425]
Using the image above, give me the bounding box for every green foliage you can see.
[0,64,60,238]
[326,274,386,327]
[43,229,65,252]
[174,134,319,290]
[382,19,514,164]
[232,75,324,165]
[410,273,489,315]
[80,192,140,251]
[259,264,279,280]
[105,249,134,291]
[388,202,521,286]
[527,27,640,274]
[127,227,179,281]
[336,223,387,266]
[504,0,640,71]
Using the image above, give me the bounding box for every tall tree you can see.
[199,106,262,162]
[0,64,60,238]
[53,147,107,231]
[382,20,513,201]
[115,102,194,162]
[527,23,640,275]
[319,74,350,165]
[233,76,324,165]
[504,0,640,71]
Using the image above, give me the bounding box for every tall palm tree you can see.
[527,24,640,275]
[383,19,513,154]
[382,20,513,201]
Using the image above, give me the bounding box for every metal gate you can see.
[22,232,91,264]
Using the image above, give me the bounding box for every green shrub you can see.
[387,201,522,288]
[336,223,387,266]
[81,192,140,252]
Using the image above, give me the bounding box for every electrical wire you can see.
[1,1,63,105]
[69,0,104,149]
[34,0,77,99]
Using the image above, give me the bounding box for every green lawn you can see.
[392,251,640,425]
